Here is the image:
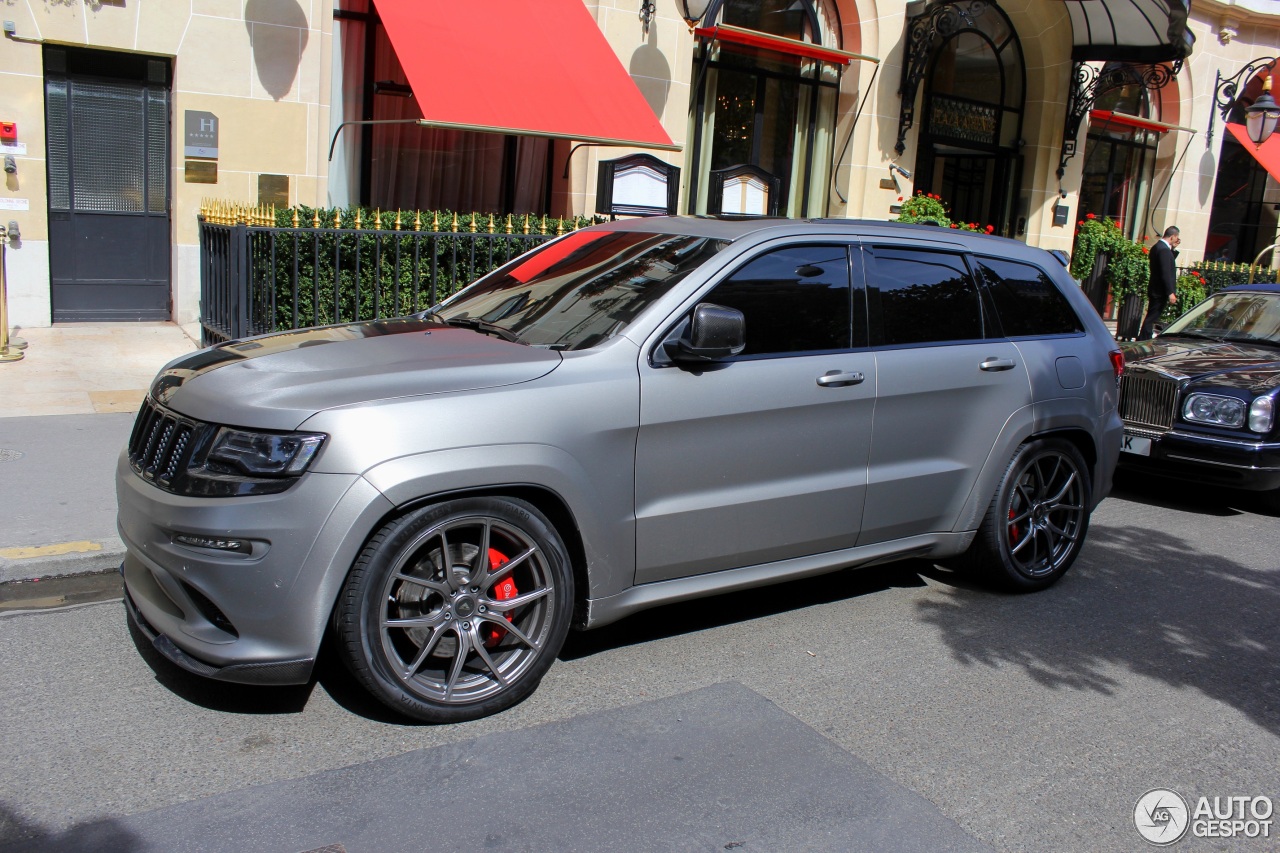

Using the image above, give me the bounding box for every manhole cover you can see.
[0,448,23,463]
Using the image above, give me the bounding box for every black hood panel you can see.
[1121,337,1280,392]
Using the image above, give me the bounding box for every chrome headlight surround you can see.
[1183,393,1245,428]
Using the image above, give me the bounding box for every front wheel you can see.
[958,438,1092,591]
[335,497,573,723]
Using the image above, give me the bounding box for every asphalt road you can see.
[1,471,1277,852]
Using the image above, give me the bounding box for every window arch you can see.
[911,1,1026,236]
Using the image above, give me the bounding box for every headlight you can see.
[1183,393,1245,428]
[205,428,325,477]
[1250,397,1276,433]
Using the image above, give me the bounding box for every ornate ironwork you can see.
[895,0,990,155]
[1057,58,1182,178]
[1208,56,1278,145]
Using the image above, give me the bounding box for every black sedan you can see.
[1117,283,1280,510]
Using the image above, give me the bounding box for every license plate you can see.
[1120,434,1152,456]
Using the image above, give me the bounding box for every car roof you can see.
[1220,283,1280,294]
[589,215,1046,256]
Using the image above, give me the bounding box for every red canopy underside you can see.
[1226,122,1280,184]
[371,0,676,150]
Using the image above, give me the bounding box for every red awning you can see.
[1226,122,1280,184]
[693,24,878,66]
[1088,110,1194,134]
[370,0,677,151]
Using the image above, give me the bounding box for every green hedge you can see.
[244,206,598,334]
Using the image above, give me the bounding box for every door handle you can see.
[817,370,865,387]
[980,357,1016,372]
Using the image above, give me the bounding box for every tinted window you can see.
[703,245,852,356]
[977,257,1083,336]
[869,247,982,345]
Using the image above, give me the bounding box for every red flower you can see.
[1077,220,1085,227]
[949,223,958,228]
[1086,213,1096,219]
[1141,247,1149,254]
[898,196,904,201]
[985,224,995,233]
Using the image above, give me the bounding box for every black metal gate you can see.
[44,47,171,322]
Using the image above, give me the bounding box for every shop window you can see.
[1078,67,1157,239]
[687,0,840,218]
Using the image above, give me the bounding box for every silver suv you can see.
[118,217,1124,722]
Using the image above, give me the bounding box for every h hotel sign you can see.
[184,111,219,159]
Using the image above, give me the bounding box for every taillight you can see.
[1109,349,1125,379]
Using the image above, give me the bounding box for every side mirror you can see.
[664,303,745,362]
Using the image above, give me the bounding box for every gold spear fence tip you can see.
[292,207,300,228]
[451,212,459,232]
[487,214,495,234]
[469,213,477,233]
[394,210,402,230]
[505,214,513,234]
[313,207,322,229]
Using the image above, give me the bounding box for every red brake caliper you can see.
[1008,508,1021,544]
[485,548,517,648]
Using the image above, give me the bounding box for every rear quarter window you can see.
[976,256,1084,337]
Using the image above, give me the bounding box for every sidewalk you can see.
[0,322,201,583]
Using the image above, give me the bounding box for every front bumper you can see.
[116,451,394,682]
[1117,427,1280,492]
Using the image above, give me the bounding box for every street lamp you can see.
[1208,56,1277,145]
[679,0,713,30]
[1245,75,1280,146]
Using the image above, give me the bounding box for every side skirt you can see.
[580,531,976,630]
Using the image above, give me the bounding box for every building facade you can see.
[0,0,1276,329]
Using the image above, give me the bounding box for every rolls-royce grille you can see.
[1119,373,1179,432]
[128,399,208,488]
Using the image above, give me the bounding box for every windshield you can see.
[1163,291,1280,345]
[431,231,728,350]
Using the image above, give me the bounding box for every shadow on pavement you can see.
[0,803,140,853]
[916,521,1280,738]
[561,561,943,661]
[1112,467,1278,518]
[126,612,313,716]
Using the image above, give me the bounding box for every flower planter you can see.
[1116,292,1145,340]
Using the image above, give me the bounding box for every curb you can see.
[0,537,125,584]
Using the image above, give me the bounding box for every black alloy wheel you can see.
[960,438,1092,591]
[335,497,573,723]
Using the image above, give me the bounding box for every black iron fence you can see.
[197,204,576,346]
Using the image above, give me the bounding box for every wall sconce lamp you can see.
[1208,57,1277,146]
[1245,76,1280,147]
[678,0,713,30]
[639,1,656,33]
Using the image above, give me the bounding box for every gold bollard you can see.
[0,224,24,362]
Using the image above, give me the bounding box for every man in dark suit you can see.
[1138,225,1180,340]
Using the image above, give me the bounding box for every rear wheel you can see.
[959,439,1092,591]
[335,497,573,723]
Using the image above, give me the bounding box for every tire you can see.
[335,497,573,723]
[958,438,1092,592]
